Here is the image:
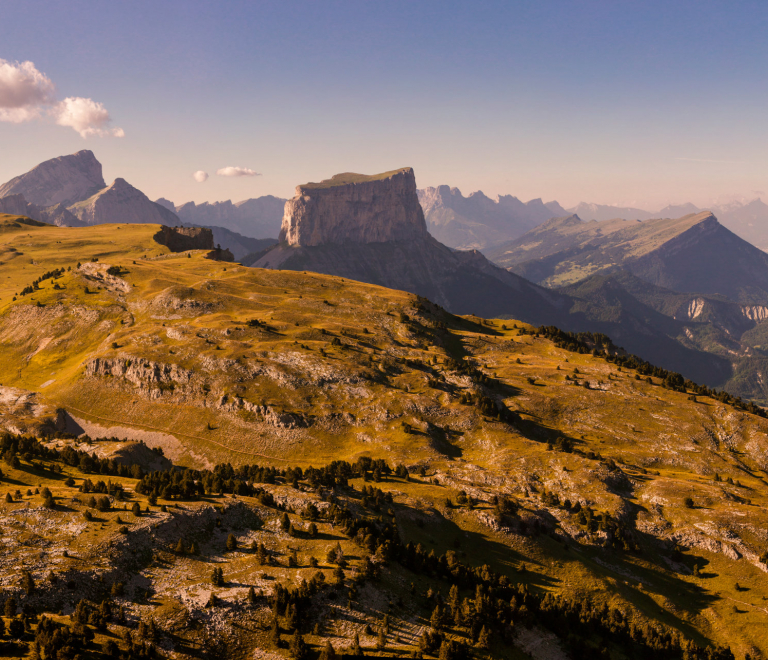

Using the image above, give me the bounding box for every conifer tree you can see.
[351,632,363,657]
[21,569,34,594]
[270,616,281,647]
[319,640,337,660]
[289,631,309,660]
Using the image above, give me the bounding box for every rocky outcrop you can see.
[279,167,428,246]
[0,150,106,207]
[0,193,84,227]
[84,357,305,428]
[69,178,180,226]
[205,246,235,262]
[154,225,215,252]
[86,357,195,388]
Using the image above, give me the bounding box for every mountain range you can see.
[0,215,763,658]
[6,151,768,403]
[482,211,768,401]
[251,168,758,390]
[251,168,573,325]
[487,211,768,304]
[156,196,286,239]
[560,199,768,252]
[417,185,566,250]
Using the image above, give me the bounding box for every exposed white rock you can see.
[279,167,427,246]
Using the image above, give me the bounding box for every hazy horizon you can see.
[3,1,768,210]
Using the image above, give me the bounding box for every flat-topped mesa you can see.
[279,167,428,246]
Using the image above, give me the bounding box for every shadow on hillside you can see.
[398,509,557,592]
[593,502,722,642]
[512,414,581,451]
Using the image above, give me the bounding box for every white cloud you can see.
[193,170,209,183]
[217,166,260,177]
[0,59,56,123]
[0,58,122,138]
[53,97,123,138]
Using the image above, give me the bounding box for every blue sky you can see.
[2,1,768,208]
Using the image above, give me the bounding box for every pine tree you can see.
[319,640,337,660]
[21,569,34,594]
[438,639,457,660]
[287,603,299,631]
[270,617,281,647]
[376,628,386,650]
[430,604,443,630]
[247,586,257,605]
[226,533,237,551]
[289,631,309,660]
[351,632,363,657]
[175,539,186,554]
[477,625,491,649]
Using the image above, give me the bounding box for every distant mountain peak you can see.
[68,177,178,226]
[417,184,562,250]
[0,150,106,207]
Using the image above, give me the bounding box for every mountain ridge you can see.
[488,211,768,304]
[0,150,106,207]
[68,177,179,226]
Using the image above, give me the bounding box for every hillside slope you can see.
[0,216,766,658]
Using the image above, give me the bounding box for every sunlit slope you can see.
[3,218,768,655]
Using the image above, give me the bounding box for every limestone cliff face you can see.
[69,178,180,226]
[0,150,105,207]
[279,167,428,246]
[252,165,567,323]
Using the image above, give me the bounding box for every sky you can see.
[2,1,768,209]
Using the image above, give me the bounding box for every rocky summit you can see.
[279,167,428,246]
[0,150,106,207]
[68,177,179,226]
